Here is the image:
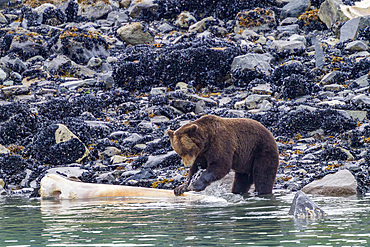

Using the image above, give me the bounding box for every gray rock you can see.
[345,40,368,51]
[59,79,96,90]
[320,71,342,85]
[311,35,325,69]
[150,115,170,124]
[280,17,299,25]
[158,23,175,33]
[302,169,358,196]
[289,191,326,220]
[117,22,154,45]
[354,74,369,88]
[0,68,6,82]
[0,144,9,154]
[189,16,215,33]
[231,53,273,76]
[270,40,305,54]
[351,94,370,107]
[340,16,370,42]
[319,0,350,28]
[280,0,310,18]
[277,24,299,33]
[123,133,143,143]
[0,13,8,24]
[46,166,88,179]
[87,57,103,68]
[107,11,128,26]
[1,85,29,98]
[79,1,113,20]
[143,151,178,168]
[127,0,158,17]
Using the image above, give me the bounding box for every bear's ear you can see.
[167,130,174,140]
[185,124,198,134]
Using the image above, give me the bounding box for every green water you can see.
[0,190,369,247]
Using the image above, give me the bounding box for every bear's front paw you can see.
[174,184,189,196]
[188,180,206,192]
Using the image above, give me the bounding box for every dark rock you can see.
[280,0,310,19]
[31,124,89,166]
[113,39,241,91]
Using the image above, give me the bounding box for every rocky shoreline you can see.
[0,0,369,197]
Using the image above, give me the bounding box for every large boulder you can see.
[289,191,326,220]
[302,170,358,196]
[117,22,154,45]
[318,0,349,28]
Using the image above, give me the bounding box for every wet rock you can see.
[318,0,350,28]
[281,0,310,19]
[31,124,89,166]
[302,169,358,196]
[231,53,273,76]
[143,150,180,168]
[117,22,154,45]
[289,191,326,220]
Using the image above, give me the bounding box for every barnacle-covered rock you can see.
[289,191,326,220]
[0,28,47,60]
[113,38,241,91]
[50,27,110,65]
[234,7,276,33]
[31,123,89,166]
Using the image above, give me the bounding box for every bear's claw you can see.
[174,184,189,196]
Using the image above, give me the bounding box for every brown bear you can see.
[167,115,279,196]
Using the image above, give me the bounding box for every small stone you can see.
[87,57,103,68]
[79,1,113,20]
[111,155,128,164]
[302,170,358,196]
[117,22,154,45]
[351,94,370,107]
[270,40,305,54]
[101,147,122,158]
[158,23,175,33]
[280,17,298,25]
[289,191,326,220]
[1,85,29,98]
[320,71,342,86]
[127,0,158,17]
[277,24,299,33]
[120,0,131,8]
[189,16,215,33]
[345,40,368,51]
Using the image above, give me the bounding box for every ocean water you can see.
[0,187,369,247]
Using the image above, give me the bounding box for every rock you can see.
[289,191,326,220]
[117,22,154,45]
[51,27,110,65]
[45,166,87,179]
[320,71,343,85]
[87,57,103,68]
[0,68,7,82]
[280,0,310,18]
[231,53,273,76]
[234,8,276,33]
[0,13,8,24]
[345,40,368,51]
[0,144,9,154]
[311,35,325,69]
[302,170,358,196]
[174,11,197,28]
[79,1,113,20]
[31,124,90,166]
[270,40,305,54]
[189,16,215,33]
[143,151,180,168]
[127,0,158,17]
[340,17,370,42]
[280,17,298,25]
[107,11,129,24]
[1,85,29,98]
[318,0,350,28]
[351,94,370,107]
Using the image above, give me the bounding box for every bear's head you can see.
[167,124,200,167]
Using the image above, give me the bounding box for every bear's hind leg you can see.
[252,153,279,195]
[232,172,253,194]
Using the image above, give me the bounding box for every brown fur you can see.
[167,115,279,196]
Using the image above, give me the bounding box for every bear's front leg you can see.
[174,162,199,196]
[188,161,231,192]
